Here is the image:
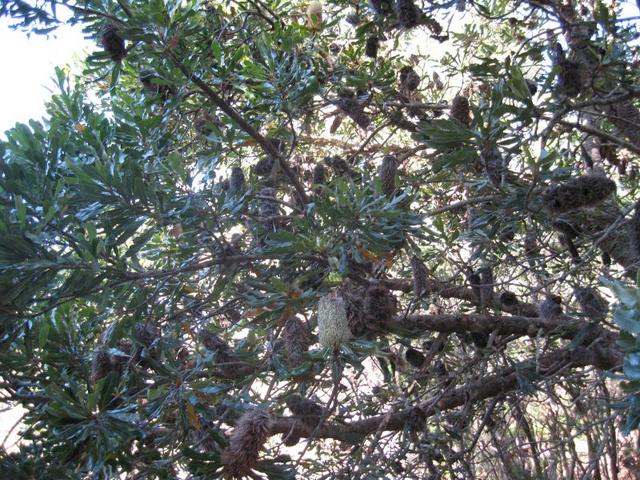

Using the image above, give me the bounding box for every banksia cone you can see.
[317,293,351,348]
[312,163,326,194]
[410,255,428,296]
[478,266,494,306]
[538,294,563,320]
[253,156,275,176]
[450,95,471,126]
[324,155,351,176]
[558,59,582,96]
[285,394,323,427]
[365,35,380,58]
[630,200,640,257]
[229,167,245,194]
[500,291,519,313]
[282,316,312,369]
[399,66,420,93]
[221,409,272,478]
[259,187,278,232]
[139,70,176,99]
[369,0,394,14]
[90,350,112,385]
[364,285,397,326]
[481,145,503,189]
[466,270,482,305]
[337,94,371,129]
[542,175,616,213]
[101,24,127,62]
[134,322,158,347]
[379,154,398,197]
[405,348,426,368]
[395,0,421,28]
[574,287,608,322]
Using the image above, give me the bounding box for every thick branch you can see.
[270,345,621,442]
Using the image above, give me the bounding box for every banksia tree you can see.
[3,0,640,478]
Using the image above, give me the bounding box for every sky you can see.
[0,18,90,138]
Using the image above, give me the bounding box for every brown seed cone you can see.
[542,174,616,213]
[285,394,324,427]
[379,154,398,197]
[229,167,245,194]
[480,145,503,189]
[90,350,113,385]
[405,348,426,368]
[574,287,608,322]
[365,36,380,58]
[499,291,519,312]
[399,66,420,92]
[337,95,371,129]
[133,323,158,347]
[101,24,127,62]
[450,95,471,126]
[538,294,563,320]
[466,270,482,305]
[253,156,275,176]
[410,255,428,296]
[282,316,312,369]
[312,163,326,194]
[478,266,494,306]
[364,285,397,326]
[221,409,272,478]
[259,187,279,232]
[395,0,421,28]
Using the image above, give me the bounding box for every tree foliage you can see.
[1,0,640,478]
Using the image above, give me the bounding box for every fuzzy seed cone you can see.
[229,167,245,194]
[630,200,640,258]
[558,60,582,96]
[337,96,371,129]
[395,0,420,28]
[542,175,616,213]
[478,267,494,306]
[312,164,326,194]
[324,155,351,176]
[221,409,272,478]
[538,294,563,320]
[524,230,538,257]
[285,394,323,427]
[134,323,158,347]
[253,156,275,176]
[410,255,428,296]
[364,285,397,326]
[365,36,380,58]
[101,24,127,62]
[317,293,351,348]
[399,66,420,92]
[201,331,232,358]
[369,0,394,14]
[282,316,312,369]
[574,287,608,322]
[379,155,398,197]
[139,70,176,99]
[481,145,503,189]
[450,95,471,126]
[466,270,482,305]
[500,291,519,309]
[259,187,278,232]
[405,348,426,368]
[90,350,112,385]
